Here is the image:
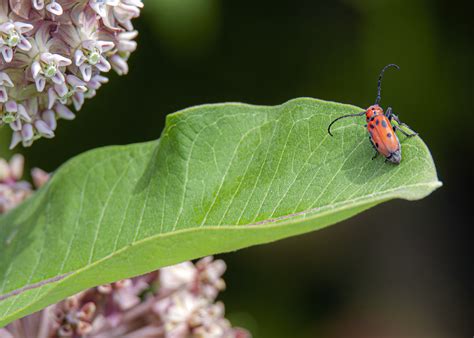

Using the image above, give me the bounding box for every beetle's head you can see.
[366,105,384,120]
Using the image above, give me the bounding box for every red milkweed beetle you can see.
[327,64,418,164]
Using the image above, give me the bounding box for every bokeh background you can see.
[1,0,472,337]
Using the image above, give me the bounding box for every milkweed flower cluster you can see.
[0,0,142,149]
[0,257,251,338]
[0,154,48,213]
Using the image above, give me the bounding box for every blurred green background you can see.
[1,0,472,337]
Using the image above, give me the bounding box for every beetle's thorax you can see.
[365,104,384,121]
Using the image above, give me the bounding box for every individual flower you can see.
[88,0,119,19]
[31,51,72,91]
[7,97,59,149]
[0,1,33,63]
[153,290,209,338]
[159,256,227,301]
[192,304,240,338]
[31,0,64,16]
[0,100,31,131]
[95,276,150,327]
[57,11,114,81]
[7,1,32,20]
[109,29,138,75]
[31,167,50,188]
[94,0,143,30]
[0,71,14,102]
[52,295,96,336]
[160,261,197,293]
[47,74,87,110]
[0,153,24,183]
[195,256,227,300]
[153,290,249,338]
[82,73,109,100]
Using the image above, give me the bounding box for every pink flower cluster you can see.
[0,0,142,148]
[0,257,251,338]
[0,154,48,213]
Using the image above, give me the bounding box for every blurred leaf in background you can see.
[0,130,9,158]
[145,0,221,59]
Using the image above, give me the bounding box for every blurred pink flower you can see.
[160,256,227,302]
[1,258,251,338]
[0,154,33,213]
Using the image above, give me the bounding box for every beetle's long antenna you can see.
[375,64,399,105]
[327,111,366,136]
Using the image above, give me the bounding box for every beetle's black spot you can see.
[370,116,375,121]
[375,143,379,148]
[369,124,375,129]
[376,119,380,126]
[381,120,388,128]
[387,132,392,138]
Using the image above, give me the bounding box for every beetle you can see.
[327,64,418,164]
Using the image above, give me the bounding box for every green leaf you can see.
[0,98,441,326]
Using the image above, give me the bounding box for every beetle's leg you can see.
[391,112,418,137]
[385,107,393,119]
[393,123,414,137]
[369,137,378,160]
[395,126,417,137]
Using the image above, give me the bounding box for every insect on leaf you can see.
[0,98,441,326]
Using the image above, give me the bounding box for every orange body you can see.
[365,105,401,163]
